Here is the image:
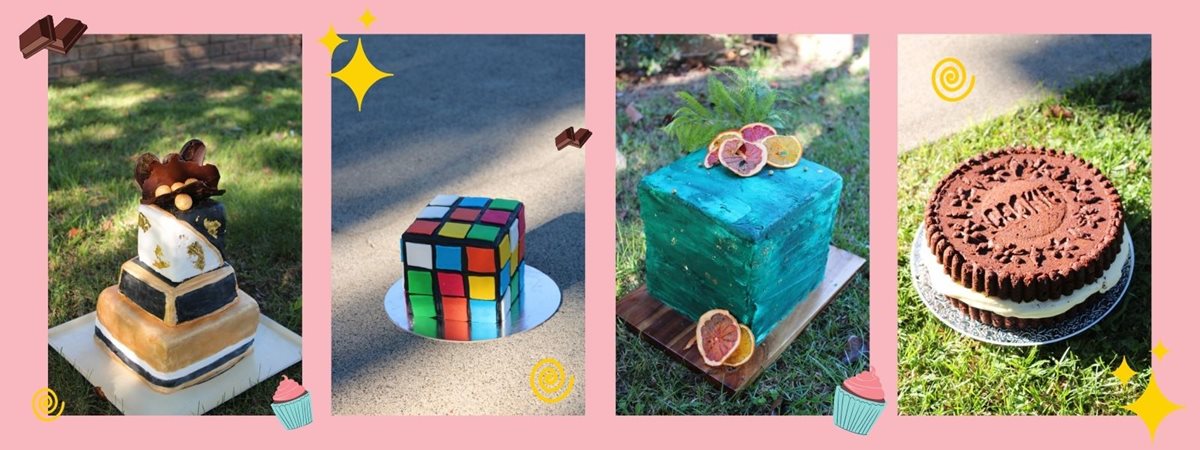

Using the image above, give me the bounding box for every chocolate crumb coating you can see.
[925,147,1124,302]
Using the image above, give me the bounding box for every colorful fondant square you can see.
[467,224,500,242]
[467,247,495,272]
[406,220,439,235]
[469,275,496,300]
[417,206,449,219]
[442,297,468,322]
[489,199,520,211]
[435,245,462,270]
[481,210,510,225]
[458,197,489,208]
[470,299,498,323]
[449,207,481,222]
[428,194,459,206]
[409,294,436,317]
[437,272,465,297]
[444,320,469,340]
[438,222,470,239]
[407,270,433,295]
[404,242,432,269]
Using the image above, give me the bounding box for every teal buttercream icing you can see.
[639,150,843,343]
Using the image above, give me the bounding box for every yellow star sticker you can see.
[1152,341,1169,359]
[360,9,376,29]
[1112,357,1136,385]
[331,39,392,111]
[318,26,347,58]
[1125,373,1183,441]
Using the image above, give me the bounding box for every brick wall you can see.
[49,35,301,81]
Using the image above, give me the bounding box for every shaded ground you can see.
[48,66,303,415]
[897,61,1151,415]
[898,34,1150,151]
[616,52,870,415]
[329,35,585,415]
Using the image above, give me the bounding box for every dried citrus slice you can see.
[697,309,742,366]
[704,130,741,168]
[723,325,756,367]
[739,122,777,143]
[762,135,804,168]
[718,139,767,177]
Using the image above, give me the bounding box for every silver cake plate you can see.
[910,225,1133,346]
[384,265,562,342]
[48,313,302,415]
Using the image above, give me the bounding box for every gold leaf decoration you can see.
[187,241,205,270]
[137,213,151,232]
[152,246,170,269]
[203,218,222,238]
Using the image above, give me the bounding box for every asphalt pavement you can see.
[330,35,585,415]
[898,34,1150,151]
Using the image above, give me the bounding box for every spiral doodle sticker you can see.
[931,57,976,102]
[32,387,65,422]
[529,357,575,404]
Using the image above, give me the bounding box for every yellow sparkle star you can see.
[331,39,392,111]
[1152,341,1169,359]
[360,9,376,29]
[1112,357,1136,385]
[318,26,347,58]
[1125,373,1183,441]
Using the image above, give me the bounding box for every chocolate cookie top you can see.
[925,147,1124,301]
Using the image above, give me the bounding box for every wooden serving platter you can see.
[617,245,865,393]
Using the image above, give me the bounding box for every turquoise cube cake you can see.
[639,150,843,342]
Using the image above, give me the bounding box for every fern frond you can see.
[662,67,782,152]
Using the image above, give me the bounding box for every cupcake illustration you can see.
[833,367,885,435]
[270,375,312,430]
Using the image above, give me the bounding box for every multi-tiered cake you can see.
[639,149,843,342]
[400,195,525,340]
[94,139,259,392]
[923,147,1127,329]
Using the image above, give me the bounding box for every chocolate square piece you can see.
[19,15,55,59]
[555,127,574,150]
[48,18,87,55]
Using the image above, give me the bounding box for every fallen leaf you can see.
[67,228,82,239]
[1044,104,1074,119]
[100,219,113,231]
[93,386,107,401]
[624,103,644,124]
[843,335,867,364]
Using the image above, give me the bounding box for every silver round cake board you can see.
[383,265,562,342]
[910,225,1133,346]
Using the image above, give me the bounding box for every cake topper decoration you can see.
[135,139,224,209]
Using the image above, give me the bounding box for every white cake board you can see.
[48,313,302,415]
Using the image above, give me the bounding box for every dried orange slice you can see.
[723,325,755,367]
[739,122,777,143]
[697,309,742,366]
[762,135,804,168]
[704,130,741,168]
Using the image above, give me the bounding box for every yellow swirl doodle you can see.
[931,57,976,102]
[32,387,65,422]
[529,358,575,404]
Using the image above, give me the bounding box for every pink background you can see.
[2,0,1196,448]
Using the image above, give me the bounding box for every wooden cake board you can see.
[617,245,865,394]
[48,312,302,415]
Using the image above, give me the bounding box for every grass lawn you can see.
[897,60,1152,415]
[615,61,870,415]
[48,66,303,415]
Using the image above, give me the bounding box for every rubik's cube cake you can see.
[400,195,526,331]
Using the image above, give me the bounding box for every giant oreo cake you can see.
[922,147,1127,329]
[94,139,259,392]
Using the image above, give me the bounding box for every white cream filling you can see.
[96,320,254,381]
[921,227,1130,319]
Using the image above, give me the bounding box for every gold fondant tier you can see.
[95,285,259,375]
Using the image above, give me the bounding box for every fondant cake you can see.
[94,139,259,392]
[923,146,1126,329]
[399,195,525,339]
[639,149,843,342]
